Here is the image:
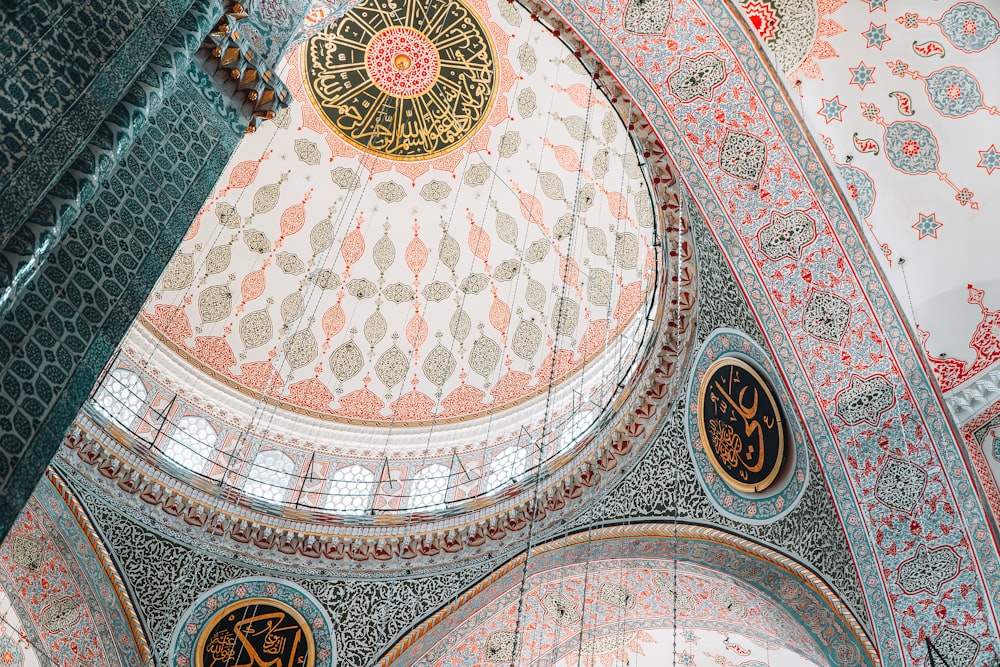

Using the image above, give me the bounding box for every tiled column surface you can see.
[0,0,225,315]
[0,0,206,239]
[0,56,240,539]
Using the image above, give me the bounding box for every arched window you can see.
[407,464,450,509]
[324,464,376,513]
[245,449,295,503]
[92,369,147,428]
[556,410,595,454]
[484,445,530,493]
[162,416,216,474]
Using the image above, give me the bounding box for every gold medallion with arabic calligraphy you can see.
[196,598,314,667]
[303,0,498,160]
[697,356,785,494]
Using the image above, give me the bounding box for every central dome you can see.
[79,0,692,558]
[145,0,655,431]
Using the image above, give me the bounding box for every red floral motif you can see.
[598,183,630,220]
[192,337,237,373]
[489,292,511,334]
[405,313,428,349]
[468,216,492,265]
[553,83,608,109]
[405,225,428,275]
[365,27,440,98]
[440,383,487,417]
[336,386,385,419]
[279,198,309,237]
[512,182,546,233]
[535,348,576,383]
[241,269,266,302]
[613,280,645,324]
[946,84,963,100]
[287,379,337,413]
[341,223,365,267]
[229,154,268,189]
[390,388,435,420]
[902,139,920,156]
[490,370,533,404]
[238,361,282,392]
[321,304,345,339]
[926,285,1000,391]
[964,20,977,35]
[559,255,582,296]
[143,305,192,342]
[578,319,611,358]
[543,139,582,172]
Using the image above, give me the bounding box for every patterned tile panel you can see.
[0,62,239,540]
[0,0,224,318]
[0,0,200,241]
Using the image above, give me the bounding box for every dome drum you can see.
[72,0,697,570]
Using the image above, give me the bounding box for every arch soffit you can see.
[379,524,878,667]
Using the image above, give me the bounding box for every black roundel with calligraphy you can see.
[197,599,314,667]
[697,356,785,494]
[303,0,498,160]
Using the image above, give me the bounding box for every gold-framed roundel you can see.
[697,356,785,494]
[303,0,498,161]
[196,598,314,667]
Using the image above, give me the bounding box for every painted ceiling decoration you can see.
[6,0,1000,665]
[685,328,809,524]
[68,0,695,572]
[379,525,876,667]
[0,470,150,667]
[696,355,785,494]
[303,0,499,159]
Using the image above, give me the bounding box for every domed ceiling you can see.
[380,526,875,667]
[85,0,693,551]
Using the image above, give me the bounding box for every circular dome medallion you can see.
[197,600,314,667]
[303,0,497,160]
[697,356,784,493]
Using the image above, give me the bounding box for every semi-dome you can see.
[76,0,694,568]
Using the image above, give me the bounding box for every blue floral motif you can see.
[837,164,876,219]
[939,2,1000,52]
[884,122,940,174]
[924,67,984,117]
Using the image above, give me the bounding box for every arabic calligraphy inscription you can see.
[197,600,313,667]
[697,357,785,493]
[303,0,498,160]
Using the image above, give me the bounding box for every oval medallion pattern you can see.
[685,329,808,524]
[303,0,497,160]
[698,356,784,493]
[172,578,335,667]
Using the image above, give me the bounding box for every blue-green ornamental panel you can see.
[0,54,240,539]
[685,328,809,524]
